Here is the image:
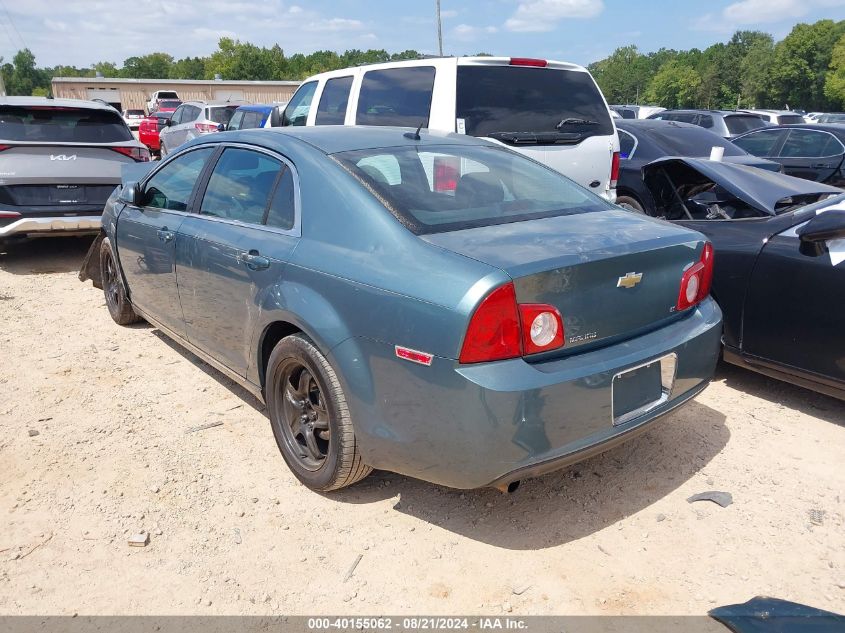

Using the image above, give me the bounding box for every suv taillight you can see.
[459,283,565,363]
[110,146,151,162]
[610,151,620,188]
[0,145,12,153]
[196,122,219,133]
[676,242,714,312]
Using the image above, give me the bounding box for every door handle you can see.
[811,163,831,169]
[157,228,175,243]
[237,250,270,270]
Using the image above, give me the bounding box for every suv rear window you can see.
[158,100,181,109]
[725,115,766,135]
[335,144,613,235]
[207,106,239,125]
[0,105,133,143]
[356,66,436,127]
[778,115,805,125]
[456,66,614,139]
[157,92,179,100]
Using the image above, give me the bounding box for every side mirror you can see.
[164,118,172,127]
[118,181,141,206]
[797,209,845,256]
[217,123,226,132]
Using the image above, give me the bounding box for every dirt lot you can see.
[1,237,843,616]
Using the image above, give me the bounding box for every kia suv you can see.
[0,97,150,247]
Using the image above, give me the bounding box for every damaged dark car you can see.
[638,157,845,400]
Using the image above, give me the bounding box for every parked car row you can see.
[3,55,843,495]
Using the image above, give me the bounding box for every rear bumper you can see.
[0,215,102,237]
[331,298,722,489]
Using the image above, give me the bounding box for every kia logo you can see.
[50,154,77,161]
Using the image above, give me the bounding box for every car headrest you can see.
[455,172,505,207]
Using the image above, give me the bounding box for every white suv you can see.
[280,57,619,200]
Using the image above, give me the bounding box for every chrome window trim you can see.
[195,142,302,238]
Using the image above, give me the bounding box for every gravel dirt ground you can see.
[1,237,843,616]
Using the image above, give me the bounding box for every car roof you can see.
[617,119,703,132]
[659,109,760,116]
[181,100,248,107]
[235,104,276,113]
[0,96,119,112]
[219,125,497,155]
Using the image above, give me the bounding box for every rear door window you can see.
[0,105,134,143]
[779,130,844,158]
[618,130,636,159]
[316,76,354,125]
[732,129,787,156]
[282,81,317,126]
[143,147,214,211]
[456,66,613,138]
[200,148,283,225]
[356,66,436,127]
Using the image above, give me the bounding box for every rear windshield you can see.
[641,125,746,157]
[724,115,766,134]
[778,115,805,125]
[207,106,240,124]
[126,109,145,116]
[157,92,179,100]
[159,100,181,109]
[456,66,614,139]
[334,144,613,235]
[0,105,133,143]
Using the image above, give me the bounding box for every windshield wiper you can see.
[488,131,583,145]
[555,117,598,129]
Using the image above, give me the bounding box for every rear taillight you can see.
[459,283,565,364]
[110,146,151,162]
[510,57,547,67]
[676,242,714,312]
[519,304,564,355]
[0,144,12,153]
[196,122,219,133]
[0,210,21,218]
[433,156,459,192]
[610,151,620,188]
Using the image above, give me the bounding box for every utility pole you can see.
[436,0,443,56]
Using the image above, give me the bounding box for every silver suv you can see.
[0,97,150,246]
[159,100,245,156]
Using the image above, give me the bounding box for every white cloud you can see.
[303,17,364,32]
[696,0,845,30]
[451,23,499,41]
[505,0,604,32]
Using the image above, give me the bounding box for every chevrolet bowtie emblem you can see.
[617,272,643,288]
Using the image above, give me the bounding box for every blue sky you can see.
[1,0,845,68]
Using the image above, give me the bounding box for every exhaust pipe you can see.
[494,480,521,494]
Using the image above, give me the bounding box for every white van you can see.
[280,57,619,201]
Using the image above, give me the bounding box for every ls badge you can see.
[617,272,643,289]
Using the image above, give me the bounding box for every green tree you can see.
[121,52,174,79]
[824,33,845,107]
[769,19,845,110]
[6,49,50,96]
[589,45,651,104]
[644,60,702,108]
[740,35,775,107]
[169,56,207,79]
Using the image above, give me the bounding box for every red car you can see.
[138,111,172,155]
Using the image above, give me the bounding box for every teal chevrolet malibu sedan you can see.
[80,126,722,492]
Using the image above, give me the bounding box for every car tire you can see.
[100,237,141,326]
[266,333,372,491]
[617,195,645,214]
[159,138,167,157]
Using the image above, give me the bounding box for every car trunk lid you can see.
[422,210,707,355]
